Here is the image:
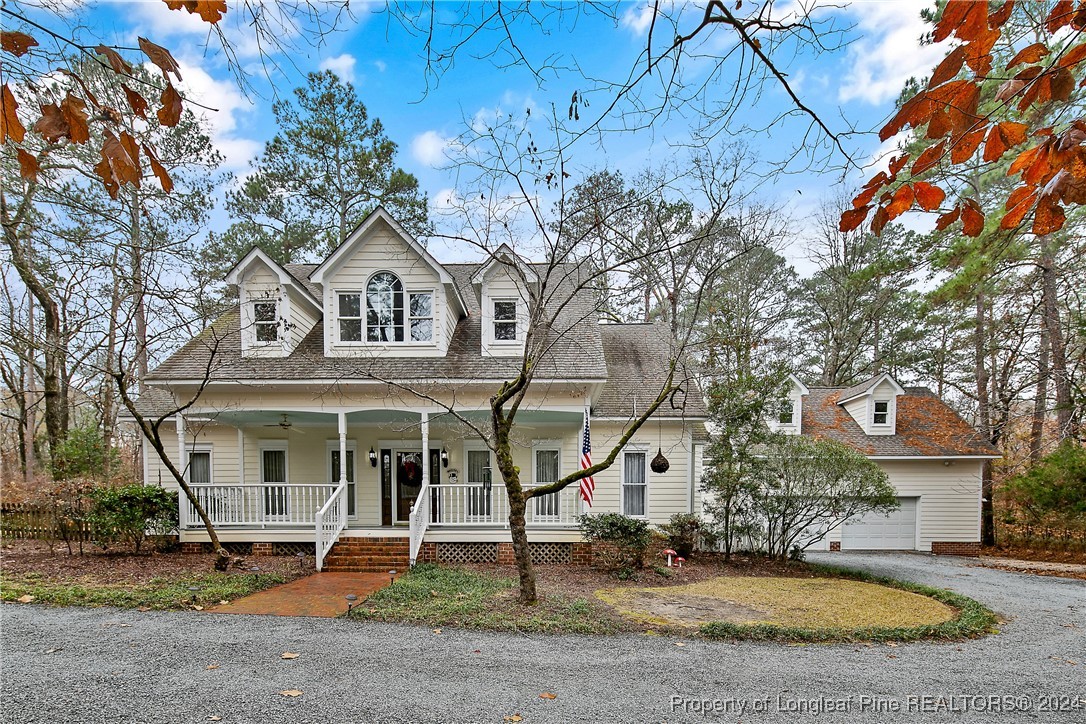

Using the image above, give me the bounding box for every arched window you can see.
[366,271,404,342]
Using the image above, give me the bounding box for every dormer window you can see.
[253,301,279,342]
[339,293,365,341]
[873,400,890,425]
[366,271,405,342]
[337,273,434,345]
[779,400,795,425]
[409,292,433,342]
[493,300,518,341]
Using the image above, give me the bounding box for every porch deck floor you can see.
[208,572,393,618]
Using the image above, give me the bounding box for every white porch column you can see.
[176,415,188,529]
[421,411,430,487]
[237,428,245,485]
[337,411,347,485]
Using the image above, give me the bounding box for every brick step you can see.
[325,565,408,573]
[324,557,409,566]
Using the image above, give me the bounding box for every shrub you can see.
[658,513,718,558]
[577,512,653,571]
[88,484,178,553]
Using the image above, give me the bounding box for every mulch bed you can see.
[980,545,1086,565]
[0,540,313,584]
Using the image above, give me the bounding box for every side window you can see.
[622,451,647,518]
[533,448,560,520]
[779,400,794,425]
[188,449,211,484]
[873,400,890,425]
[493,300,517,341]
[253,301,278,342]
[409,292,434,342]
[339,293,363,342]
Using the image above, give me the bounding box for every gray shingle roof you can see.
[836,373,885,403]
[146,262,608,383]
[802,386,1000,457]
[594,322,708,420]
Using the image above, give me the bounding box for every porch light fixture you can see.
[345,593,358,613]
[369,447,378,467]
[440,447,449,468]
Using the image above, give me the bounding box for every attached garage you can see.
[842,497,918,550]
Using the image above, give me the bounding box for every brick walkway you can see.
[209,572,395,618]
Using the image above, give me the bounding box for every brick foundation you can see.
[251,542,274,555]
[571,543,593,565]
[829,541,841,552]
[180,542,203,554]
[496,542,516,565]
[931,541,981,557]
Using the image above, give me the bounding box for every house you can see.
[133,208,708,570]
[764,372,1000,555]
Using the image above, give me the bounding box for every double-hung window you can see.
[622,450,647,518]
[253,301,279,342]
[778,400,795,425]
[408,291,434,342]
[533,447,561,521]
[873,400,890,425]
[493,300,518,341]
[338,293,364,342]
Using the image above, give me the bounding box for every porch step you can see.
[322,537,410,572]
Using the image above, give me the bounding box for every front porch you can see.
[170,406,587,570]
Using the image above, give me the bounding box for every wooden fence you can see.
[0,502,67,540]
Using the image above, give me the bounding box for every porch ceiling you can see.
[202,408,582,428]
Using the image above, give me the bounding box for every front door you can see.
[261,447,289,520]
[396,451,424,522]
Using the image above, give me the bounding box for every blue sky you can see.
[84,1,945,270]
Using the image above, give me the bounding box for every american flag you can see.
[579,407,595,506]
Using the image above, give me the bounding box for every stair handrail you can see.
[408,479,431,566]
[315,480,347,572]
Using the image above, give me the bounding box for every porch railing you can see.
[428,484,581,527]
[180,484,338,529]
[408,480,431,566]
[314,481,347,572]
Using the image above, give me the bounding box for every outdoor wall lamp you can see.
[369,447,378,467]
[440,447,449,468]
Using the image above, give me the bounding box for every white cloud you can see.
[373,60,387,73]
[411,130,456,168]
[621,2,657,35]
[319,53,357,83]
[176,61,260,172]
[838,1,946,105]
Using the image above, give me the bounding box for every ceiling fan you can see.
[263,414,306,433]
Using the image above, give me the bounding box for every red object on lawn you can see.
[675,557,686,569]
[662,549,677,567]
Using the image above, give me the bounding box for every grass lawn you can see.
[349,563,627,634]
[1,570,286,610]
[351,560,996,642]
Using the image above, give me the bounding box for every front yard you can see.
[351,555,998,642]
[0,540,311,610]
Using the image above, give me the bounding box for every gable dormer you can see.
[837,373,905,436]
[472,244,538,357]
[769,374,810,434]
[226,247,322,358]
[309,207,466,358]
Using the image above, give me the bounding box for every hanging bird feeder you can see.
[651,448,670,473]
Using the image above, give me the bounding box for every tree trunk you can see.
[128,193,148,390]
[974,291,995,547]
[1029,300,1050,464]
[23,294,36,483]
[493,417,538,604]
[1038,236,1073,443]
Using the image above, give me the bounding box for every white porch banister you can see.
[408,412,431,566]
[314,480,347,571]
[428,484,581,527]
[180,484,340,528]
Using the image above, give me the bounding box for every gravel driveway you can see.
[2,552,1083,723]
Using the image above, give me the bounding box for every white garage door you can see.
[842,498,918,550]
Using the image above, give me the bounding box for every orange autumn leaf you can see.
[94,45,132,75]
[987,1,1015,30]
[164,0,228,23]
[1001,186,1037,229]
[60,93,90,144]
[1007,42,1048,69]
[1059,42,1086,69]
[139,37,182,80]
[886,184,915,219]
[157,83,183,127]
[1,30,38,57]
[870,204,890,236]
[935,205,961,231]
[912,140,947,175]
[1,84,25,144]
[928,46,966,88]
[951,128,987,163]
[839,205,869,233]
[1045,0,1075,34]
[913,182,946,211]
[123,85,149,119]
[16,148,39,180]
[960,199,985,236]
[143,142,174,193]
[1032,196,1065,234]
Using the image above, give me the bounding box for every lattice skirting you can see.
[273,542,313,557]
[437,542,499,564]
[197,541,253,555]
[529,542,572,565]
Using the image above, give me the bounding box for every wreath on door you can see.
[401,459,422,484]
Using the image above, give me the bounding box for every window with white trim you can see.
[533,447,561,521]
[367,271,404,342]
[622,450,648,518]
[253,301,279,342]
[188,448,212,484]
[338,292,364,342]
[779,399,795,425]
[873,400,890,425]
[466,448,493,519]
[493,299,518,341]
[408,291,434,342]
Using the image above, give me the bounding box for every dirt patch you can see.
[598,576,956,630]
[0,540,313,584]
[600,589,768,627]
[980,545,1086,566]
[972,556,1086,581]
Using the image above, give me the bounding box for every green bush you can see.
[577,512,653,571]
[88,484,178,552]
[658,513,717,558]
[1004,443,1086,525]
